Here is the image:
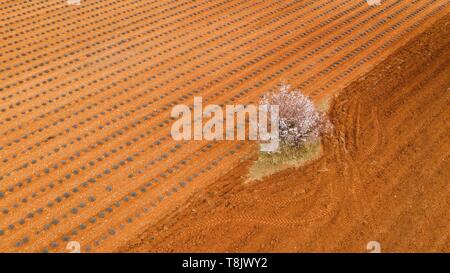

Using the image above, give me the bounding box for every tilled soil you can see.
[124,14,450,252]
[0,0,449,252]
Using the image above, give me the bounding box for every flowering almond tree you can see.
[260,84,331,148]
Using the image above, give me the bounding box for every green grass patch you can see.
[247,142,322,181]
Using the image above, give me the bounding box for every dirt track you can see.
[124,14,450,253]
[0,1,449,252]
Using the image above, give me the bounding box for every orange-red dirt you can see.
[123,14,450,253]
[0,1,449,252]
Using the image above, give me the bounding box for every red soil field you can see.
[125,14,450,252]
[0,0,448,252]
